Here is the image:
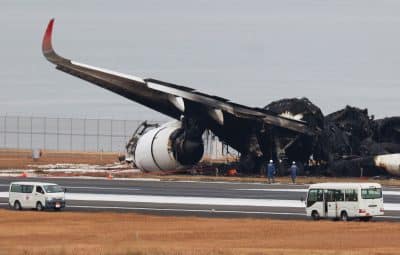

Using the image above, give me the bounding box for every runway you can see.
[1,177,400,220]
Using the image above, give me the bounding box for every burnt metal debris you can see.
[264,98,400,176]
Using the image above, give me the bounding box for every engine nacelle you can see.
[133,121,204,172]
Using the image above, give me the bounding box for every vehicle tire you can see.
[14,201,22,211]
[340,211,348,221]
[311,211,320,221]
[36,202,44,211]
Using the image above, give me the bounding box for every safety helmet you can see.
[292,161,296,164]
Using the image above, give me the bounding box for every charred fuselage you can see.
[261,98,400,176]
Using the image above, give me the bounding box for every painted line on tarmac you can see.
[0,192,304,208]
[66,205,307,216]
[376,215,400,219]
[235,188,400,196]
[65,186,140,191]
[0,184,141,192]
[65,193,306,208]
[235,188,307,192]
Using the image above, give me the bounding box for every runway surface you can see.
[1,177,400,221]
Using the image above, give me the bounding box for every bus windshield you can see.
[361,188,382,199]
[43,185,64,193]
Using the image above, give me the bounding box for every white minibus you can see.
[9,182,66,211]
[305,182,384,221]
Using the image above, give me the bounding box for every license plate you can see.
[55,202,60,208]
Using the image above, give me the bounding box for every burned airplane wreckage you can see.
[42,19,400,177]
[264,98,400,176]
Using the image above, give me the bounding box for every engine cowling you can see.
[133,121,204,172]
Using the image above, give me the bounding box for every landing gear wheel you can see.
[36,202,44,211]
[340,211,348,221]
[311,211,320,221]
[14,201,22,210]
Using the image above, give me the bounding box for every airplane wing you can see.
[42,19,316,136]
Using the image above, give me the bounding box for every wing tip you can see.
[42,18,55,53]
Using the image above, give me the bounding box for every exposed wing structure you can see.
[42,19,316,136]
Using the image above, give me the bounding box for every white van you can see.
[9,182,66,211]
[305,182,384,221]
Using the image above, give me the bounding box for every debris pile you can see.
[264,98,400,176]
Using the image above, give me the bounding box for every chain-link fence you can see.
[0,115,238,163]
[0,115,158,153]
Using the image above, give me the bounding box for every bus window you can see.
[325,190,336,202]
[307,189,323,207]
[361,188,382,199]
[345,189,358,201]
[334,190,344,201]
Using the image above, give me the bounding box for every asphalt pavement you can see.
[0,177,399,221]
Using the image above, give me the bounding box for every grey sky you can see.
[1,0,399,120]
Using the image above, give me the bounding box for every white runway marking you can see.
[0,191,303,208]
[0,184,140,191]
[64,193,307,208]
[376,215,400,219]
[234,188,400,196]
[235,188,307,192]
[66,186,141,191]
[67,205,306,216]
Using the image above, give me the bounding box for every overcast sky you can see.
[1,0,399,120]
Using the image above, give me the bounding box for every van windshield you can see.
[361,188,382,199]
[43,185,64,193]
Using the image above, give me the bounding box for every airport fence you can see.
[0,115,150,153]
[0,115,236,160]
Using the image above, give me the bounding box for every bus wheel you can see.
[14,201,22,210]
[340,211,348,221]
[311,211,320,221]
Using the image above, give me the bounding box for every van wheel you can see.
[340,211,348,221]
[14,201,22,210]
[311,211,320,221]
[36,202,44,211]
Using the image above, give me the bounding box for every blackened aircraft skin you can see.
[42,19,319,173]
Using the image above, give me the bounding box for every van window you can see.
[307,189,323,207]
[21,185,34,193]
[43,185,64,193]
[361,188,382,199]
[36,186,44,194]
[345,189,358,201]
[10,184,22,193]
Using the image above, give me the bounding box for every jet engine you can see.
[133,121,204,172]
